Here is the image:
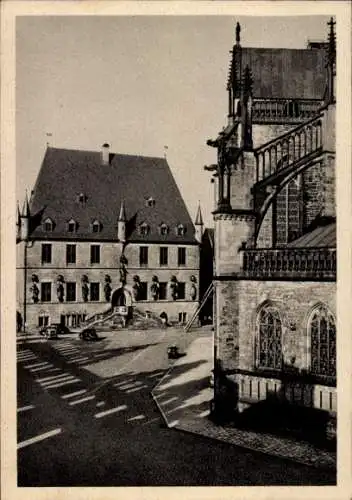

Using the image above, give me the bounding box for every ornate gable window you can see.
[43,217,54,232]
[91,220,102,233]
[176,224,186,236]
[139,222,150,236]
[145,197,155,208]
[160,223,169,236]
[309,304,336,377]
[257,305,282,370]
[67,218,77,233]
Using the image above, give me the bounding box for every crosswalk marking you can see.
[45,368,61,373]
[96,401,105,407]
[125,384,148,394]
[127,414,145,422]
[29,364,53,372]
[69,395,95,406]
[113,380,134,388]
[37,373,68,383]
[114,382,138,390]
[41,375,76,387]
[67,357,89,363]
[17,428,62,450]
[17,405,35,413]
[159,396,178,406]
[45,379,80,389]
[24,362,49,369]
[94,405,127,419]
[61,389,87,399]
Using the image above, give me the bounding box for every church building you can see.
[206,19,336,438]
[17,146,203,330]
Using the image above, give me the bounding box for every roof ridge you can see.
[47,146,165,161]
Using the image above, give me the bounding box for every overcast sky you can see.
[16,15,331,226]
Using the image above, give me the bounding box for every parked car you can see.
[39,325,59,340]
[167,345,180,359]
[39,323,70,337]
[79,327,99,341]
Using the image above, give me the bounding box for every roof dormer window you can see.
[160,223,169,236]
[145,196,155,208]
[139,222,150,236]
[91,220,102,233]
[176,224,186,236]
[67,218,77,233]
[43,217,54,232]
[77,193,87,205]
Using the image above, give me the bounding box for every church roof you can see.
[28,147,197,244]
[231,47,327,100]
[287,222,336,248]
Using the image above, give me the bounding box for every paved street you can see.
[17,327,335,486]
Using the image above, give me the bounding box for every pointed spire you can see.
[195,203,204,226]
[22,191,30,218]
[16,201,21,225]
[118,200,126,222]
[236,22,241,45]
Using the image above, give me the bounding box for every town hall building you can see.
[17,145,203,330]
[206,19,336,439]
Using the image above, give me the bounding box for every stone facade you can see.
[208,20,336,439]
[17,239,200,328]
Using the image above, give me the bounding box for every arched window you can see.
[309,305,336,377]
[257,305,282,370]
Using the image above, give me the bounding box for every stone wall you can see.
[215,279,335,373]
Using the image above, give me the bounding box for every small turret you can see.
[20,192,30,241]
[195,203,204,243]
[118,200,126,243]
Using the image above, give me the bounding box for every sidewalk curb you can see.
[173,421,336,471]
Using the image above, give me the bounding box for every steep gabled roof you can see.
[29,147,197,244]
[229,47,327,100]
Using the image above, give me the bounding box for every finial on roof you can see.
[327,17,336,60]
[22,190,30,217]
[46,132,53,147]
[195,203,204,226]
[236,22,241,45]
[118,200,126,222]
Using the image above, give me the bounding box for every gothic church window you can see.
[309,305,336,377]
[257,306,282,370]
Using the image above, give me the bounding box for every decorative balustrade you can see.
[255,113,324,182]
[241,247,336,279]
[252,99,323,124]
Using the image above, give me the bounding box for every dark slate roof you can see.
[234,47,327,99]
[287,223,336,248]
[29,147,197,244]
